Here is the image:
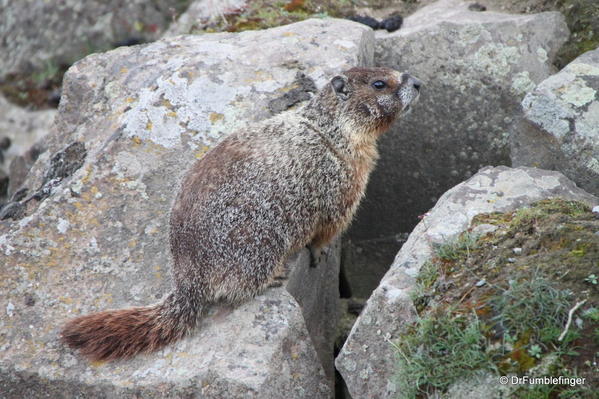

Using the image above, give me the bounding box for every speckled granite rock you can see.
[0,18,372,398]
[0,0,189,81]
[336,166,598,399]
[511,46,599,197]
[2,248,337,399]
[347,0,569,288]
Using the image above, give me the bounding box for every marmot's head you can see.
[330,67,422,135]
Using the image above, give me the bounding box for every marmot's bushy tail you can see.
[61,292,201,361]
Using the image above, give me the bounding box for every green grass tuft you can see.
[490,273,572,349]
[434,232,478,262]
[396,312,495,398]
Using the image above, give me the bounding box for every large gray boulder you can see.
[345,0,569,295]
[336,166,598,399]
[0,18,373,398]
[511,47,599,197]
[0,0,188,80]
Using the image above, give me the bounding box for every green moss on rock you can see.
[554,0,599,68]
[187,0,407,34]
[395,198,599,398]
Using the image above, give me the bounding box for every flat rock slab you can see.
[512,46,599,197]
[347,0,569,282]
[0,18,372,398]
[2,250,334,399]
[336,166,598,399]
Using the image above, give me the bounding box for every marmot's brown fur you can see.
[61,67,422,361]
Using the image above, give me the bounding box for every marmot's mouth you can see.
[403,89,420,113]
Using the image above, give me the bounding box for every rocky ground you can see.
[1,0,598,398]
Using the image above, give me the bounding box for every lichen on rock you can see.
[512,46,599,197]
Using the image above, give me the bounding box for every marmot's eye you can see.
[372,80,386,89]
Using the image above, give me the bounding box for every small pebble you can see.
[471,223,498,236]
[70,181,82,197]
[592,205,599,213]
[507,257,516,263]
[513,247,522,255]
[475,279,486,287]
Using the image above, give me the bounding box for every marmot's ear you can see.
[331,75,350,100]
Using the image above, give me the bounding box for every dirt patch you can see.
[0,65,67,110]
[185,0,431,34]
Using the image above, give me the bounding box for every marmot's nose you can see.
[407,75,422,91]
[402,73,423,91]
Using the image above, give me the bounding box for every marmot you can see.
[61,67,422,361]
